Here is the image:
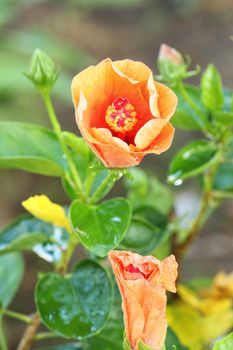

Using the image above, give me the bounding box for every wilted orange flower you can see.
[108,250,178,350]
[158,44,184,65]
[72,59,177,168]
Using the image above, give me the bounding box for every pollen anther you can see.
[105,97,138,133]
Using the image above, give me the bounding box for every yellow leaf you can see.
[22,195,70,230]
[167,303,204,350]
[203,309,233,342]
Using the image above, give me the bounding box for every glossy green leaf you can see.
[213,332,233,350]
[0,122,65,176]
[168,140,219,184]
[70,198,131,257]
[165,327,188,350]
[0,215,68,263]
[83,285,124,350]
[172,85,207,131]
[133,206,167,229]
[201,64,224,111]
[213,111,233,126]
[120,217,162,254]
[0,253,24,308]
[36,260,113,339]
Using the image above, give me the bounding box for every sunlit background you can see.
[0,0,233,348]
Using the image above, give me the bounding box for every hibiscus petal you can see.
[155,82,178,120]
[134,119,167,150]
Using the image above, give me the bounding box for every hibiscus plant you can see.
[0,45,232,350]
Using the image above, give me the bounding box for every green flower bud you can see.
[25,49,59,93]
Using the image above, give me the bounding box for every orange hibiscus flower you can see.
[72,59,177,168]
[108,250,178,350]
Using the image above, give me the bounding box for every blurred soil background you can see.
[0,0,233,348]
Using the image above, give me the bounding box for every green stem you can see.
[0,320,8,350]
[175,151,222,263]
[0,309,32,324]
[89,170,123,205]
[42,93,84,197]
[56,232,79,275]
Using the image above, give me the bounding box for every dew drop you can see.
[174,179,183,186]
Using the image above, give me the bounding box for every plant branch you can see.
[16,313,40,350]
[174,153,222,264]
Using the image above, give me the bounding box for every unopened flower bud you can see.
[25,49,59,93]
[157,43,189,85]
[158,44,184,65]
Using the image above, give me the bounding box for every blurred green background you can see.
[0,0,233,348]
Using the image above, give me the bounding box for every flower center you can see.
[105,97,138,133]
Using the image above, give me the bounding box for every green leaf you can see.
[83,285,124,350]
[36,260,113,339]
[213,111,233,126]
[0,215,69,263]
[201,64,224,111]
[173,85,208,131]
[168,140,219,184]
[69,198,131,257]
[133,206,167,229]
[126,168,173,217]
[0,122,65,176]
[0,253,24,308]
[165,327,188,350]
[138,340,155,350]
[36,344,83,350]
[213,333,233,350]
[120,217,163,254]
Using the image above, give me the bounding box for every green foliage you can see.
[212,333,233,350]
[120,217,161,254]
[0,215,68,263]
[201,64,224,111]
[36,260,113,339]
[69,198,131,257]
[0,253,24,308]
[126,168,173,217]
[0,122,65,176]
[168,140,219,184]
[36,345,83,350]
[172,85,208,131]
[82,286,124,350]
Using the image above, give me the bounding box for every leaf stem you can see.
[33,332,60,341]
[0,309,32,324]
[0,320,8,350]
[89,170,123,205]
